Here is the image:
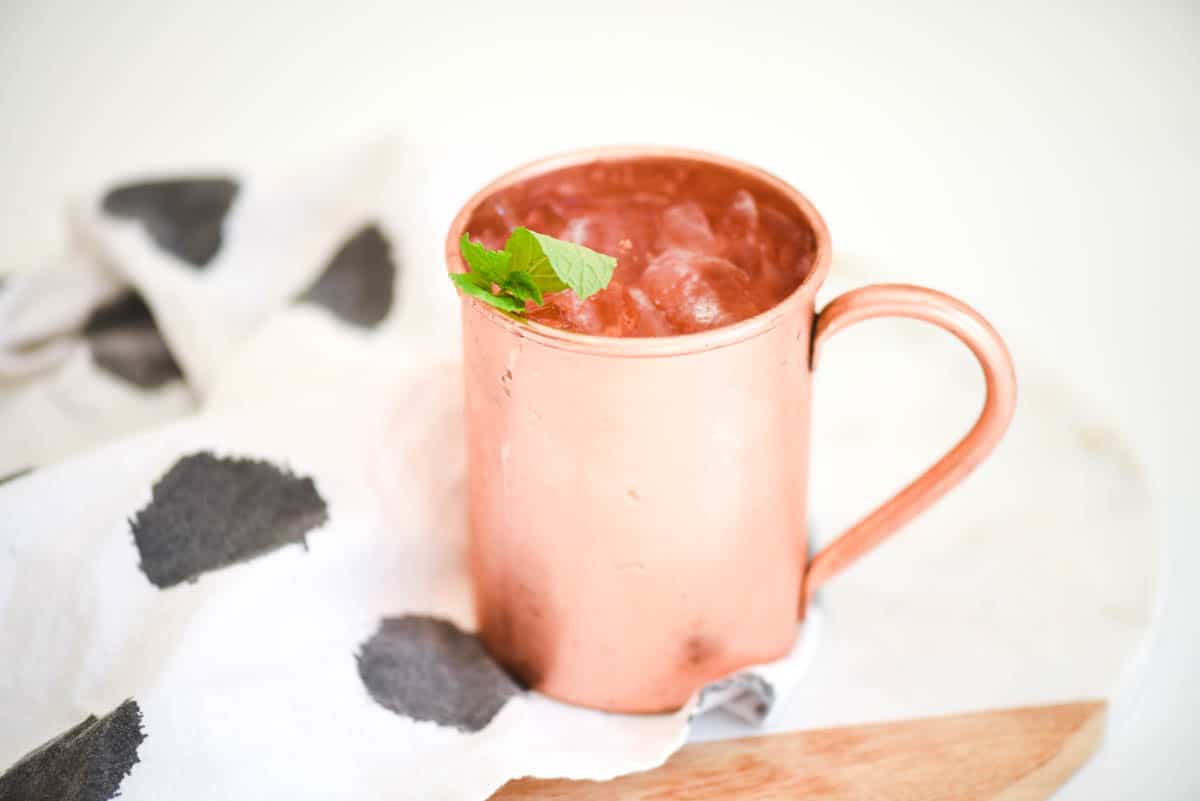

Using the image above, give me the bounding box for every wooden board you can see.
[493,701,1105,800]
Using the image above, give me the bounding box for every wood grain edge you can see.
[492,700,1107,800]
[992,701,1107,801]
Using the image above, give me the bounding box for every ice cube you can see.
[530,280,652,336]
[640,249,759,333]
[560,213,627,255]
[717,189,763,275]
[718,190,760,239]
[558,210,654,283]
[622,286,674,336]
[656,202,719,255]
[758,205,814,302]
[630,192,671,207]
[528,289,604,334]
[474,226,509,251]
[587,282,635,336]
[520,204,565,235]
[488,199,517,227]
[759,205,813,270]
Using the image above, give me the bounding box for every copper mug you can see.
[446,146,1017,713]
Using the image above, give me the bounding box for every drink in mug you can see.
[448,148,1016,713]
[465,160,815,336]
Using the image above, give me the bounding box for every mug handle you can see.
[802,283,1018,607]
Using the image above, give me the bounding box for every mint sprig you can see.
[452,227,617,316]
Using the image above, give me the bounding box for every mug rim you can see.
[445,145,832,356]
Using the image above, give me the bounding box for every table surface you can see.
[2,1,1197,798]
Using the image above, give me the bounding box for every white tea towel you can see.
[0,142,818,801]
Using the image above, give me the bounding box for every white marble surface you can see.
[2,1,1197,797]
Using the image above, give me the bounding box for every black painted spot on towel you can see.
[131,451,327,588]
[357,616,522,733]
[102,178,237,268]
[84,291,183,389]
[298,224,396,327]
[0,698,144,801]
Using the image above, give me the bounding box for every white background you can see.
[1,0,1196,797]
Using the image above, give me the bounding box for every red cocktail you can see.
[464,160,817,335]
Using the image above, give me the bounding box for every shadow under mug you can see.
[446,146,1017,713]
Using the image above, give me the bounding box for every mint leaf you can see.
[502,271,544,305]
[450,272,526,313]
[517,227,617,299]
[505,228,569,295]
[450,226,618,319]
[451,269,490,290]
[459,234,512,285]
